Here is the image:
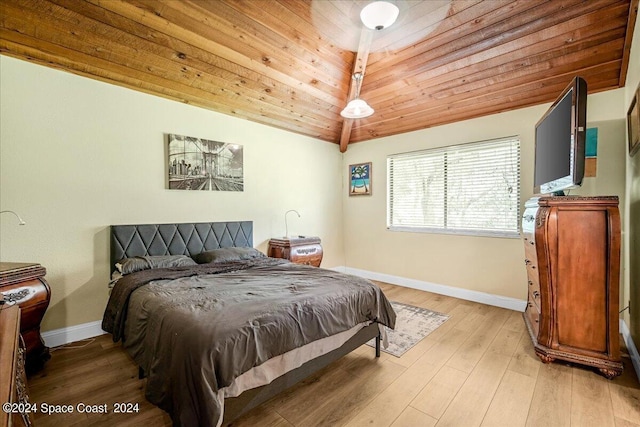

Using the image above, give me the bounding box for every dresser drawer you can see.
[528,287,541,311]
[526,268,540,295]
[525,265,539,290]
[524,241,537,263]
[523,233,536,249]
[268,237,323,267]
[525,301,540,338]
[289,244,323,266]
[1,278,50,331]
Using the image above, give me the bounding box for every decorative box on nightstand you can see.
[267,237,323,267]
[0,262,51,374]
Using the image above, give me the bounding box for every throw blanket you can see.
[102,260,396,426]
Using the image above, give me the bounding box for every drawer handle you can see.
[530,241,534,245]
[528,280,533,286]
[533,291,540,298]
[528,302,532,308]
[525,259,531,265]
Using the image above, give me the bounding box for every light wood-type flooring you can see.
[28,283,640,427]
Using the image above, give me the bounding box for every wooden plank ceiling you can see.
[1,0,637,151]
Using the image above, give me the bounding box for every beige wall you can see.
[624,14,640,347]
[0,56,344,332]
[342,89,627,302]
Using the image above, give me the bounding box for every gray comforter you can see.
[102,259,395,426]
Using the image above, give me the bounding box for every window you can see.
[387,137,521,237]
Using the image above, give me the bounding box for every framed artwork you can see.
[167,133,244,191]
[628,85,640,157]
[349,162,372,196]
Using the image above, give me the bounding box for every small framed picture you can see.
[628,85,640,157]
[349,162,372,196]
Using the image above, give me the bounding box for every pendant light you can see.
[340,73,374,119]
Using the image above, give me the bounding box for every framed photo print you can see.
[167,133,244,191]
[628,85,640,157]
[349,162,372,196]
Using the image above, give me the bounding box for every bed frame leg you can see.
[138,367,145,379]
[375,333,381,358]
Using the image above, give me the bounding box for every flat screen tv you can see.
[534,76,587,195]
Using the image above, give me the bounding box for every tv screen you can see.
[533,77,587,195]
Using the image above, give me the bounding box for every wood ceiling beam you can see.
[339,27,372,153]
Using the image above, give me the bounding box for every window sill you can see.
[387,226,520,239]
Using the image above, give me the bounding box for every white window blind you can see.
[387,137,521,237]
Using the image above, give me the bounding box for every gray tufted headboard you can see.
[110,221,253,271]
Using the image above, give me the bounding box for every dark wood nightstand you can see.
[267,237,323,267]
[0,262,51,374]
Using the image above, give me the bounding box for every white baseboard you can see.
[336,266,527,312]
[42,320,107,348]
[620,319,640,382]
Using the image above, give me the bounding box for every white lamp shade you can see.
[340,98,374,119]
[360,1,400,30]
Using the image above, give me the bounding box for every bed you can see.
[101,221,396,426]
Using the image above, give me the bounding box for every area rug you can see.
[368,301,450,357]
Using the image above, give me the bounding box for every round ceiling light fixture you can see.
[311,1,451,53]
[360,1,400,31]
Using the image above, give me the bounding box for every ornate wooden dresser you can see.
[521,196,622,378]
[0,304,33,427]
[0,263,51,373]
[267,237,323,267]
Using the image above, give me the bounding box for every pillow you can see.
[192,247,265,264]
[115,255,197,275]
